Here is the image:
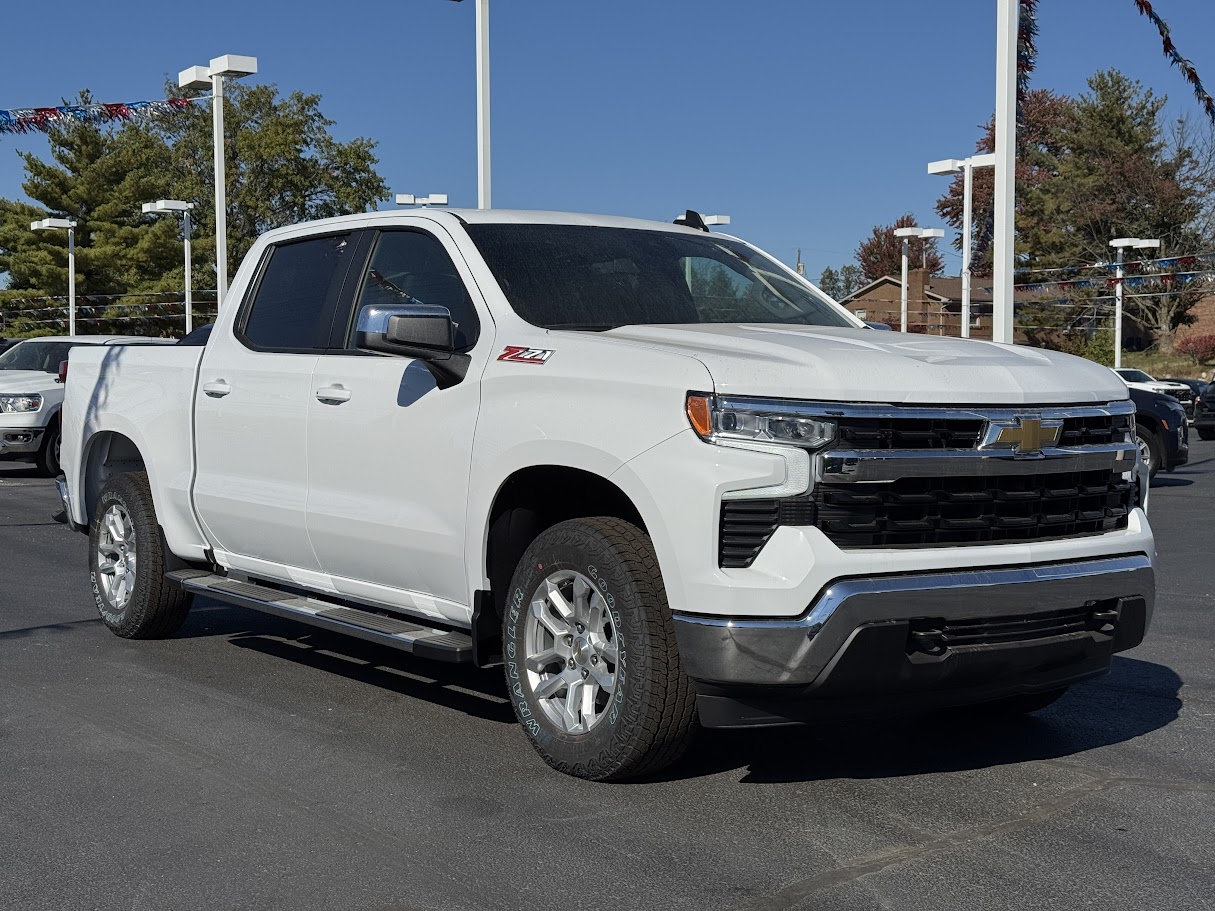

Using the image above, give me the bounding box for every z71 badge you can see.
[498,346,554,364]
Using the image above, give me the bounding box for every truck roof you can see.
[256,208,719,244]
[15,335,173,345]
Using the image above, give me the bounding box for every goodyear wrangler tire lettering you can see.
[500,517,697,781]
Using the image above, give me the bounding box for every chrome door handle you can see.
[202,380,232,398]
[315,385,351,404]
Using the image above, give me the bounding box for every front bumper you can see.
[673,553,1154,727]
[0,426,44,456]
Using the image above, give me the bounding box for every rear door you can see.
[305,226,490,620]
[193,231,363,576]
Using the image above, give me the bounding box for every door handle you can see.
[202,380,232,398]
[315,385,351,404]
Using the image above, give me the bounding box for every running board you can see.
[168,570,474,663]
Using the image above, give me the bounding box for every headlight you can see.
[0,394,43,414]
[686,393,837,449]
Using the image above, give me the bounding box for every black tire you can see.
[1198,427,1215,441]
[1135,423,1163,479]
[88,471,192,639]
[982,687,1068,715]
[502,517,697,781]
[34,417,60,477]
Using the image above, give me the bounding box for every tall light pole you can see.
[894,226,944,333]
[928,153,996,338]
[31,218,78,336]
[992,0,1018,345]
[143,200,196,335]
[1110,237,1161,369]
[179,54,258,305]
[450,0,491,208]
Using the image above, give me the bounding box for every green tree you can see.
[153,82,389,280]
[855,214,944,283]
[1,83,388,336]
[817,264,864,300]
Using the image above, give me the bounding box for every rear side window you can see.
[242,234,355,350]
[350,230,480,352]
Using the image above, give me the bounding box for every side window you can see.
[352,230,480,352]
[242,234,355,351]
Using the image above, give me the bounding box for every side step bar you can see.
[168,570,474,663]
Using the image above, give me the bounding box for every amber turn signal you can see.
[686,393,713,438]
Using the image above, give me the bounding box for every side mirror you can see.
[354,304,471,389]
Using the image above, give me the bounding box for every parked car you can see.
[0,335,172,475]
[1194,381,1215,441]
[1159,377,1206,421]
[176,323,213,346]
[1115,368,1194,415]
[0,338,21,355]
[1128,386,1189,476]
[59,209,1155,781]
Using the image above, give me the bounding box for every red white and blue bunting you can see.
[1133,1,1215,123]
[0,96,202,136]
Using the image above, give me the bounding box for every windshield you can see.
[1117,369,1154,383]
[0,340,93,373]
[464,224,856,330]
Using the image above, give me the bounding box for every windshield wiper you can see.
[546,323,618,332]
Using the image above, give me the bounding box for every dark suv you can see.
[1194,381,1214,441]
[1130,387,1189,476]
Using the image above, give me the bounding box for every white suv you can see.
[0,336,169,475]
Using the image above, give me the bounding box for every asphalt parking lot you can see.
[2,444,1213,911]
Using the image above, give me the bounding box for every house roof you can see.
[841,273,1036,310]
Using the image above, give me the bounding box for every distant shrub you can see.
[1176,334,1215,365]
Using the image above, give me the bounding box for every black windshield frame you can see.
[464,224,856,331]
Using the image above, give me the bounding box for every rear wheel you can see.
[1199,427,1215,441]
[502,517,697,781]
[88,471,192,639]
[1135,423,1162,478]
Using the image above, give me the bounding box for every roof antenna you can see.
[673,210,710,232]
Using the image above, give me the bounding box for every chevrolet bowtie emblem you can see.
[981,416,1062,456]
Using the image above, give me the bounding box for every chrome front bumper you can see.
[673,553,1154,689]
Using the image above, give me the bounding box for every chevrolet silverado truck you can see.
[0,335,169,476]
[58,210,1156,781]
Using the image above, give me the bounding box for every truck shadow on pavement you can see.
[182,599,1182,781]
[183,600,516,724]
[675,656,1182,783]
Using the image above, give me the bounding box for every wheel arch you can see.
[482,465,649,621]
[80,429,149,527]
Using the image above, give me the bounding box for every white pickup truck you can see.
[59,209,1156,781]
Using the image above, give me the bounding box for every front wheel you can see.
[35,418,60,477]
[89,471,192,639]
[502,517,697,781]
[1135,423,1162,479]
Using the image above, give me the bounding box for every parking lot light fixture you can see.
[894,226,944,333]
[929,154,996,338]
[395,194,450,207]
[31,217,78,336]
[179,54,258,307]
[1110,237,1162,369]
[142,200,197,335]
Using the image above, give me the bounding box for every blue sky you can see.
[2,0,1214,281]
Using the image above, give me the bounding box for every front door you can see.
[305,226,490,621]
[193,231,361,577]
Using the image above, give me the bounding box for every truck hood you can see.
[0,370,59,394]
[597,324,1128,405]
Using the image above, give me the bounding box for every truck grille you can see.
[833,414,1125,450]
[719,471,1132,565]
[812,470,1133,548]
